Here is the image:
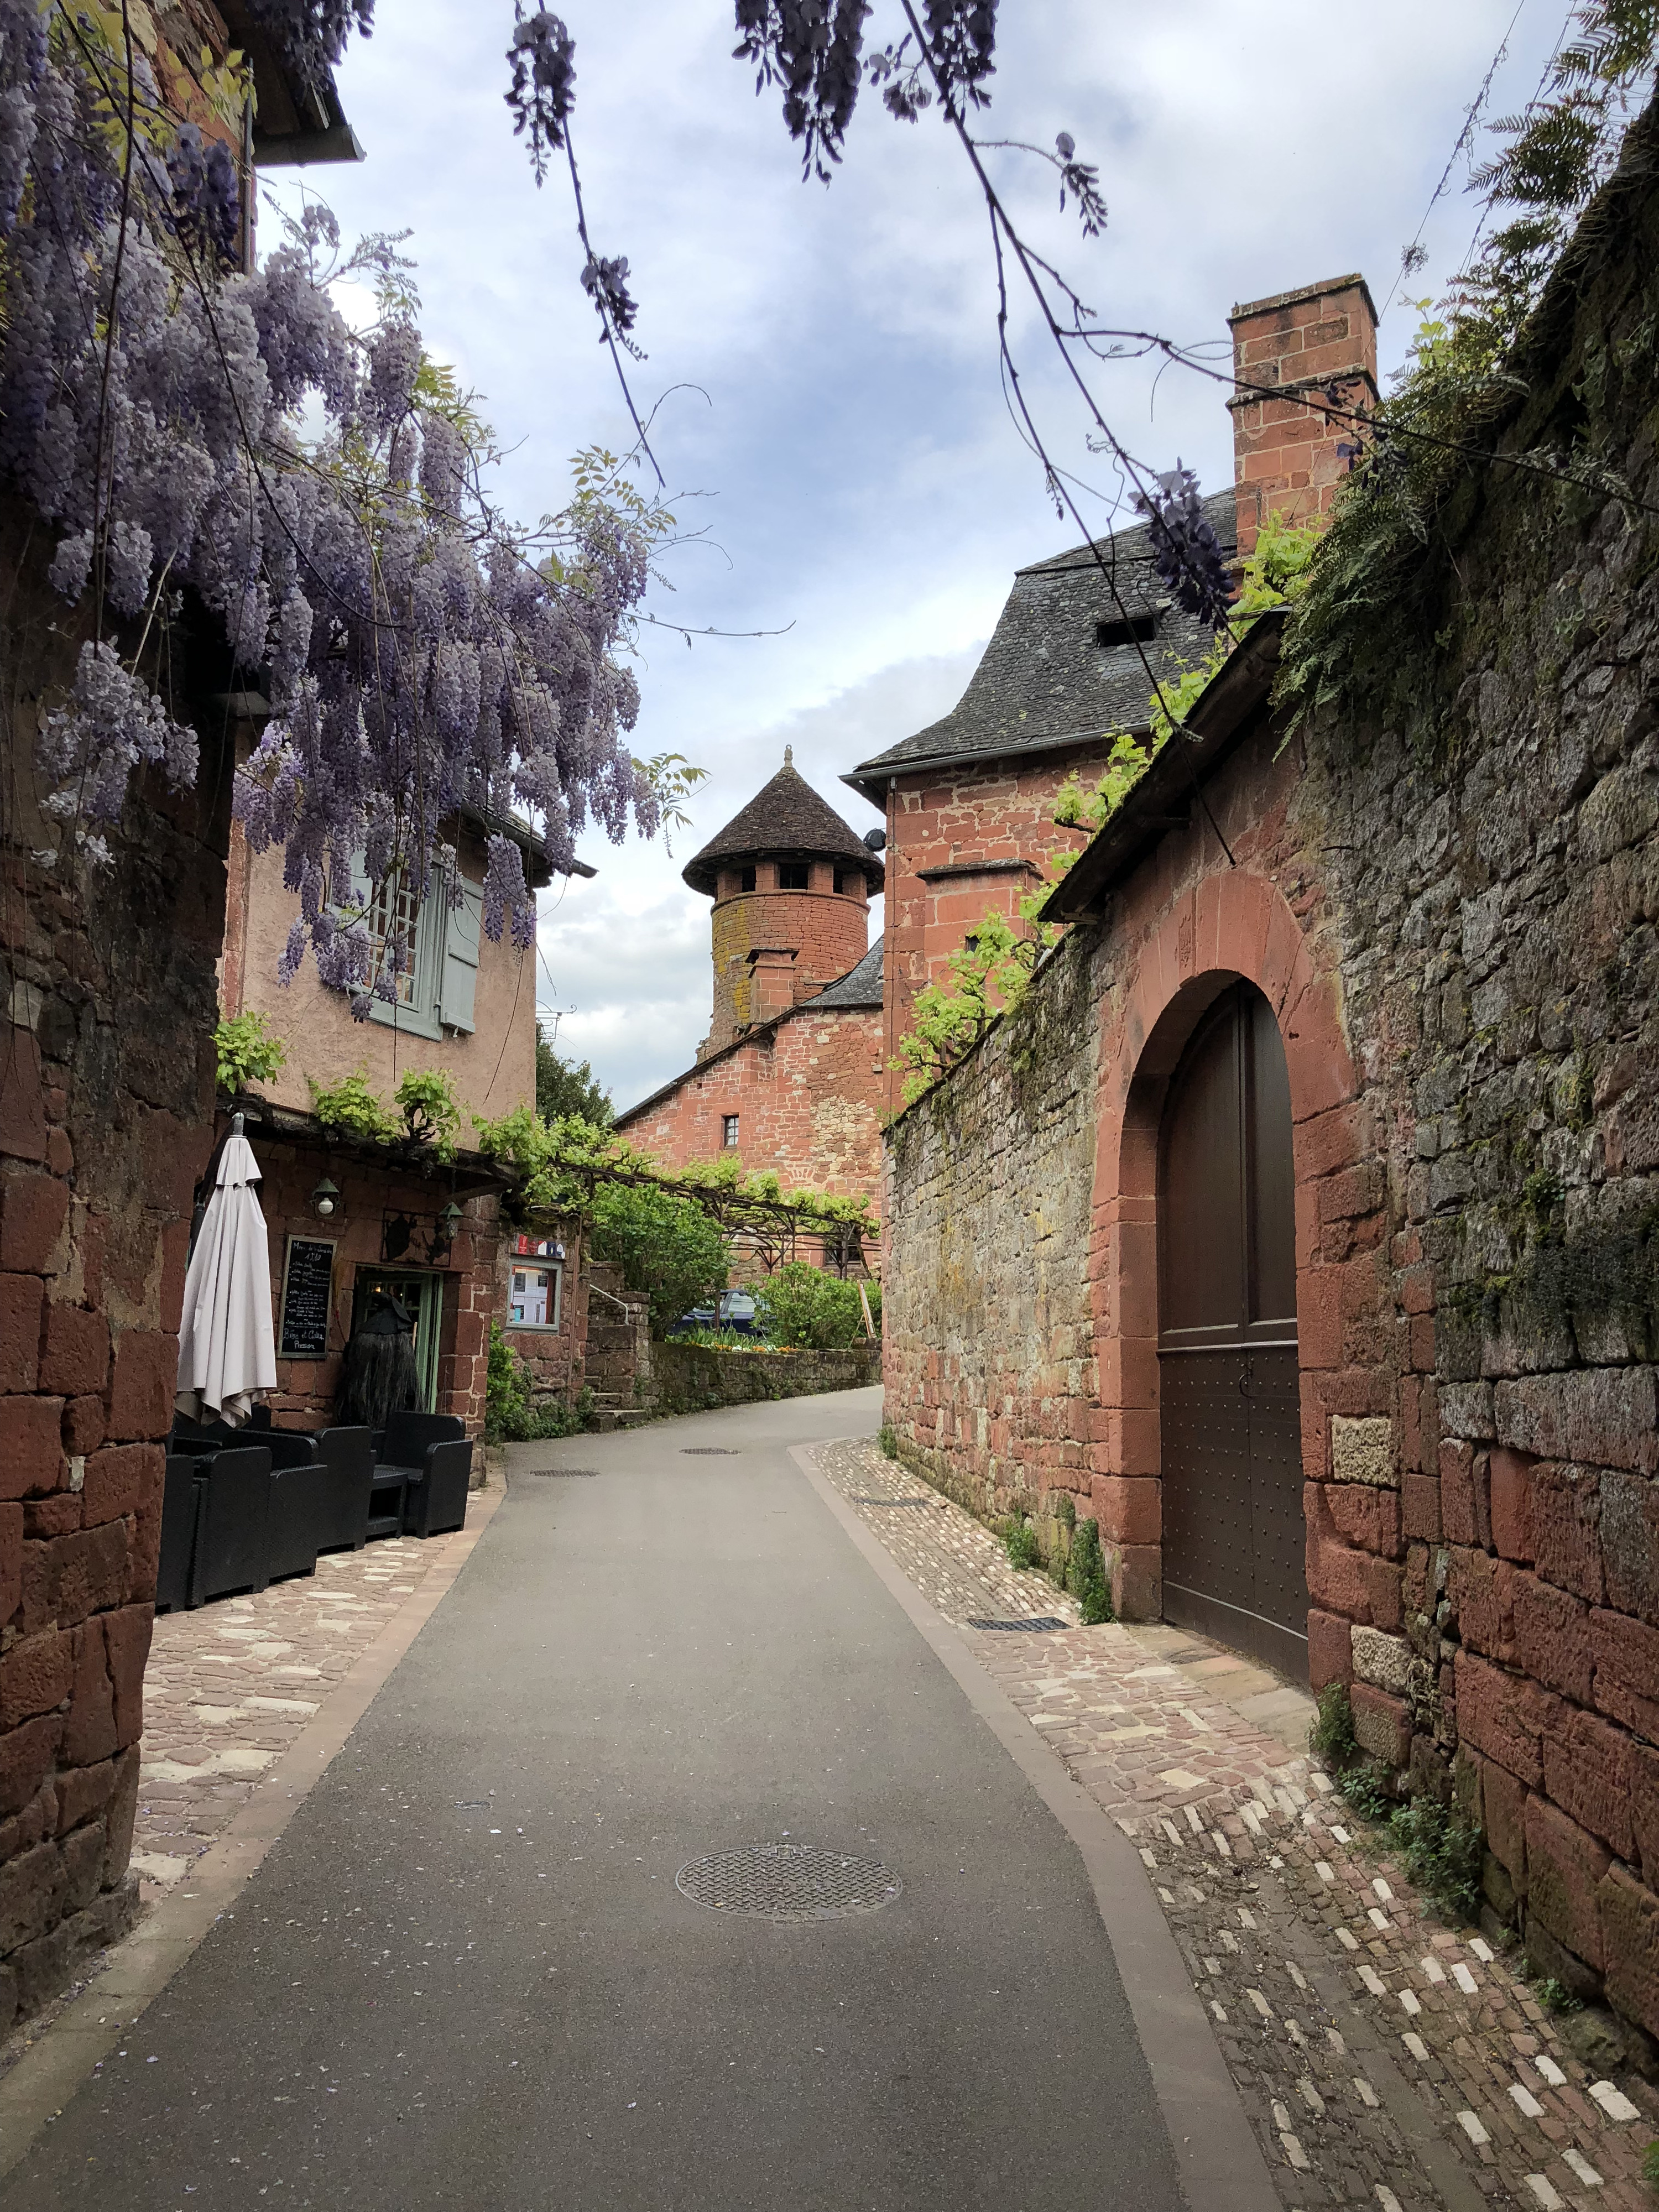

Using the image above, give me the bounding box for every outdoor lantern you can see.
[440,1200,464,1234]
[311,1177,339,1219]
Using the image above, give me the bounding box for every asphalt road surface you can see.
[2,1387,1187,2211]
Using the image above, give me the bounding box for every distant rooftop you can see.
[844,490,1236,800]
[807,935,883,1010]
[682,753,884,898]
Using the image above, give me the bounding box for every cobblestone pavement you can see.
[817,1438,1659,2212]
[131,1530,469,1900]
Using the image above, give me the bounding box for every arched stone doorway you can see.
[1156,980,1307,1678]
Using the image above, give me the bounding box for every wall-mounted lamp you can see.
[311,1177,340,1220]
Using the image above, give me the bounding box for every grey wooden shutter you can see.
[440,874,483,1032]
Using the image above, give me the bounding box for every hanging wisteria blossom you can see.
[1134,466,1235,631]
[0,0,664,1008]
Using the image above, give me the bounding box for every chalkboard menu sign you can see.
[279,1237,337,1359]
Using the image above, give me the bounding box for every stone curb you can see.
[791,1439,1282,2212]
[0,1485,504,2177]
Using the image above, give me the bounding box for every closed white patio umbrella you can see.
[174,1116,278,1428]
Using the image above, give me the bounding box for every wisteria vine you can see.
[1,0,666,1011]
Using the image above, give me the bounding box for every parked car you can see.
[671,1288,761,1336]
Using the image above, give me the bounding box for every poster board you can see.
[278,1236,337,1359]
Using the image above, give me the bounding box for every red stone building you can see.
[614,755,888,1233]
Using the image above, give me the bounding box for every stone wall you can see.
[617,1002,886,1215]
[1,528,237,2022]
[885,105,1659,2041]
[654,1339,880,1415]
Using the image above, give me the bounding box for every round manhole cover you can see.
[675,1844,901,1922]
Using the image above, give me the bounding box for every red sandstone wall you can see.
[620,1004,885,1215]
[881,749,1102,1114]
[1228,275,1379,560]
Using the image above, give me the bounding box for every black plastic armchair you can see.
[371,1412,467,1540]
[191,1446,274,1603]
[157,1455,207,1612]
[264,1432,326,1582]
[314,1428,376,1552]
[401,1438,473,1538]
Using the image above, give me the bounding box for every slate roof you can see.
[682,759,884,896]
[807,935,884,1010]
[843,490,1236,800]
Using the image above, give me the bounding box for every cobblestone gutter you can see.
[817,1437,1659,2211]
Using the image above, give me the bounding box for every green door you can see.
[351,1270,446,1412]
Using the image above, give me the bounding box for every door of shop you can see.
[351,1270,445,1413]
[1157,982,1306,1678]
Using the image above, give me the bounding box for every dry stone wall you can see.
[885,105,1659,2047]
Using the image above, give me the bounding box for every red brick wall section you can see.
[619,1004,886,1217]
[252,1137,499,1442]
[1228,275,1379,560]
[881,748,1102,1115]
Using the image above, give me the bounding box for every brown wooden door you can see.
[1157,983,1306,1678]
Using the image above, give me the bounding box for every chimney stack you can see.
[1229,274,1378,560]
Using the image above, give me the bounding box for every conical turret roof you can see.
[681,752,883,896]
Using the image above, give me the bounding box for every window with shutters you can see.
[326,863,484,1042]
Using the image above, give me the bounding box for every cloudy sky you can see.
[270,1,1563,1110]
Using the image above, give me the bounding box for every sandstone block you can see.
[1590,1607,1659,1741]
[1532,1462,1605,1604]
[62,1619,117,1768]
[1401,1473,1442,1542]
[106,1331,176,1443]
[1599,1860,1659,2044]
[1496,1368,1658,1476]
[0,1501,20,1625]
[0,1840,62,1955]
[38,1305,109,1399]
[0,1276,41,1392]
[1089,1474,1160,1546]
[1307,1607,1353,1691]
[101,1744,140,1885]
[1635,1739,1659,1890]
[54,1755,116,1835]
[0,1396,64,1501]
[1475,1754,1529,1890]
[1440,1440,1491,1549]
[80,1443,160,1528]
[1456,1650,1543,1790]
[104,1603,153,1747]
[0,1714,63,1817]
[1351,1681,1411,1766]
[1601,1470,1659,1624]
[1526,1796,1611,1970]
[1512,1571,1593,1704]
[1450,1547,1515,1664]
[59,1819,104,1914]
[1326,1481,1402,1558]
[1109,1542,1160,1622]
[1351,1625,1411,1695]
[0,1172,69,1274]
[1542,1705,1634,1861]
[1489,1447,1536,1563]
[0,1629,72,1731]
[62,1396,105,1456]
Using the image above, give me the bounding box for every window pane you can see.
[366,873,421,1004]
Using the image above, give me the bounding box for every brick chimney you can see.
[1229,274,1378,560]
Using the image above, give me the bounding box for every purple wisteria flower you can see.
[1134,465,1234,631]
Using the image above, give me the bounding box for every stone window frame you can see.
[721,1113,740,1148]
[508,1258,564,1332]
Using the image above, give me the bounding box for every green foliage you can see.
[393,1070,462,1163]
[878,1422,899,1459]
[589,1183,731,1335]
[1338,1762,1396,1824]
[308,1067,462,1161]
[1066,1516,1113,1625]
[1310,1682,1360,1762]
[535,1030,614,1126]
[309,1069,403,1146]
[484,1322,590,1443]
[1389,1796,1484,1924]
[215,1011,287,1093]
[669,1326,784,1352]
[1003,1517,1041,1571]
[1533,1975,1583,2015]
[890,910,1056,1106]
[1283,5,1659,735]
[633,752,709,856]
[754,1262,880,1350]
[472,1106,878,1251]
[1639,2137,1659,2190]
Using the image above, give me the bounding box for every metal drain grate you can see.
[680,1447,739,1455]
[533,1469,600,1478]
[849,1496,931,1507]
[676,1843,901,1922]
[967,1616,1069,1632]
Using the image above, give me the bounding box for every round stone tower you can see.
[681,748,884,1062]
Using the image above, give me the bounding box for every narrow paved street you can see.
[0,1390,1198,2211]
